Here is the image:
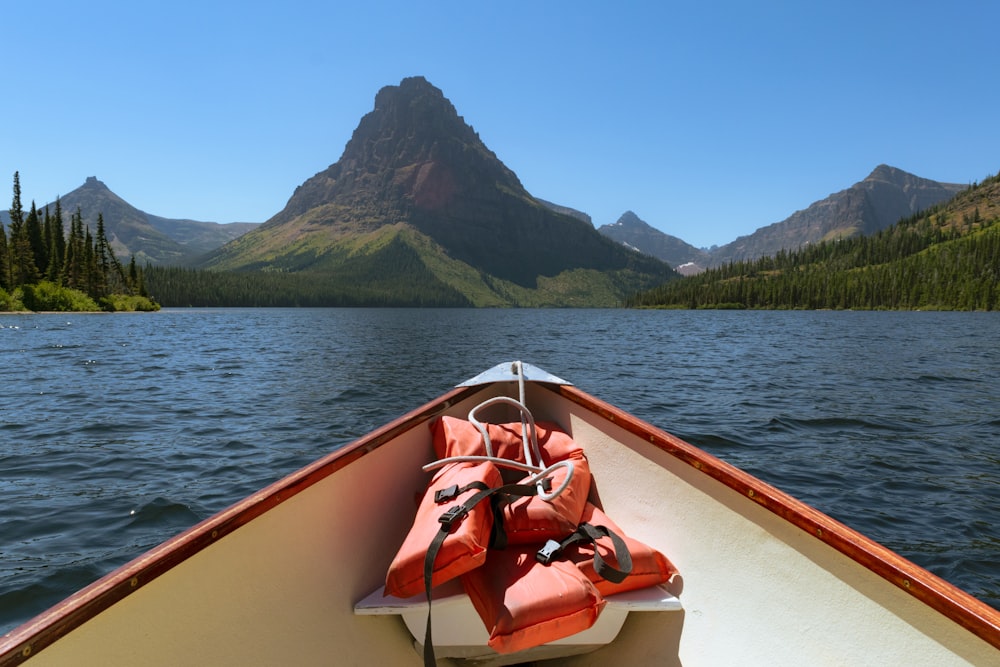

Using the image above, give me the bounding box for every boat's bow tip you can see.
[458,361,572,387]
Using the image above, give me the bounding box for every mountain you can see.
[1,177,258,265]
[598,211,710,275]
[144,212,258,260]
[629,170,998,311]
[708,165,964,266]
[200,76,676,306]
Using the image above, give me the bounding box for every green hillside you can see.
[147,223,666,307]
[628,171,1000,311]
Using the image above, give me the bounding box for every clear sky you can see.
[5,1,998,249]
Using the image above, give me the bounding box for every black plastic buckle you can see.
[438,505,468,527]
[536,539,562,565]
[435,484,460,503]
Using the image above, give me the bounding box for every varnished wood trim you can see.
[553,383,1000,651]
[0,384,481,667]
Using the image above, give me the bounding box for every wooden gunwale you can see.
[551,382,1000,651]
[0,384,481,667]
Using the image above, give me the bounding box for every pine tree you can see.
[128,256,138,293]
[26,201,47,277]
[91,213,110,298]
[102,227,129,293]
[0,220,8,290]
[64,207,85,289]
[8,172,23,229]
[46,198,66,282]
[135,262,148,297]
[83,226,96,295]
[8,171,39,286]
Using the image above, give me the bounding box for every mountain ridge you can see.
[709,164,965,265]
[8,163,963,279]
[596,165,965,271]
[0,176,258,266]
[0,79,975,299]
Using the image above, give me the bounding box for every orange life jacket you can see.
[461,545,606,654]
[384,460,502,598]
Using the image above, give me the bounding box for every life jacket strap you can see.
[536,522,634,584]
[434,480,490,504]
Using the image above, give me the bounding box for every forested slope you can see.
[628,171,1000,311]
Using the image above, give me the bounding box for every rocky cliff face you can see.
[267,77,521,230]
[708,165,964,265]
[207,76,675,293]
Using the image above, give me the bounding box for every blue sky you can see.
[5,1,998,248]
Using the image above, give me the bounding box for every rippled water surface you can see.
[1,309,998,632]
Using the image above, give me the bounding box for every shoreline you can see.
[0,310,152,315]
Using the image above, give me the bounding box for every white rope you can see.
[427,377,575,502]
[468,396,539,467]
[422,456,575,503]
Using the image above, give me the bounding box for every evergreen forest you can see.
[628,171,1000,311]
[1,173,158,312]
[143,264,471,308]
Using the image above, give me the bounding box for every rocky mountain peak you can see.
[372,76,450,116]
[866,164,900,180]
[80,176,114,194]
[613,211,646,227]
[598,211,710,271]
[271,76,525,227]
[350,76,476,166]
[865,164,938,189]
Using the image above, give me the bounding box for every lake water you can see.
[1,308,998,633]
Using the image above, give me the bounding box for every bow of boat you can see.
[2,362,998,666]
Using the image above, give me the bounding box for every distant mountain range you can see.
[597,165,965,272]
[0,177,258,266]
[2,78,975,303]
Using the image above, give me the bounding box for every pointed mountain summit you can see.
[14,177,257,266]
[268,76,521,230]
[202,77,675,305]
[598,211,710,274]
[709,165,964,266]
[47,177,188,265]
